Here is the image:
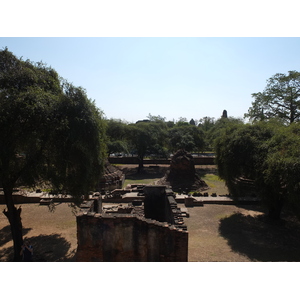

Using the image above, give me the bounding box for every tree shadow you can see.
[234,203,266,214]
[0,233,76,262]
[196,167,218,176]
[219,212,300,261]
[0,225,32,247]
[122,166,169,180]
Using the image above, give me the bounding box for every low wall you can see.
[0,192,73,205]
[76,212,188,262]
[108,156,215,165]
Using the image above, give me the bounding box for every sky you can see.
[2,37,300,123]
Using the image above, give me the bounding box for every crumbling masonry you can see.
[76,186,188,262]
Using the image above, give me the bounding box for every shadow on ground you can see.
[120,166,168,180]
[0,233,76,262]
[219,212,300,261]
[0,225,32,247]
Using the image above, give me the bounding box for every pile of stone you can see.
[158,149,208,193]
[99,160,125,190]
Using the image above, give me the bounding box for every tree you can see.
[127,121,167,171]
[146,113,166,122]
[47,81,106,199]
[198,116,215,132]
[168,124,205,154]
[207,116,244,152]
[105,119,129,156]
[261,123,300,219]
[214,120,300,220]
[176,117,188,126]
[198,116,216,151]
[245,71,300,124]
[0,49,106,260]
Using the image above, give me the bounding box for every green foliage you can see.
[168,123,205,153]
[215,119,300,219]
[198,116,216,132]
[105,118,129,155]
[209,117,244,152]
[146,113,166,122]
[0,49,107,206]
[47,82,106,199]
[245,71,300,124]
[127,121,168,168]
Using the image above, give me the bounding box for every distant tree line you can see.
[104,111,236,170]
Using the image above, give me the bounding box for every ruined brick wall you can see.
[76,213,188,262]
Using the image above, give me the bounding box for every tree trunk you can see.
[3,186,24,261]
[268,196,284,220]
[137,156,144,173]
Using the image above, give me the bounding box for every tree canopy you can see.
[214,120,300,220]
[105,118,129,156]
[127,121,167,170]
[245,71,300,124]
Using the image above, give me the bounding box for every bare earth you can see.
[0,202,255,262]
[2,201,300,262]
[0,203,78,262]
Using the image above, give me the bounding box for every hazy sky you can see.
[1,37,300,123]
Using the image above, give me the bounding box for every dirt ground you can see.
[1,164,300,262]
[0,203,78,262]
[2,201,300,262]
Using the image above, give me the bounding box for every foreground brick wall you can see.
[76,212,188,262]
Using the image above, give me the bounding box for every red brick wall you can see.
[76,212,188,262]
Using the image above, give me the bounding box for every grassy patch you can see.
[202,173,221,182]
[199,173,228,195]
[124,178,161,187]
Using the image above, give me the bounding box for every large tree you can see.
[127,121,167,171]
[0,48,106,261]
[198,116,216,151]
[245,71,300,124]
[105,118,129,156]
[168,124,205,154]
[214,120,300,220]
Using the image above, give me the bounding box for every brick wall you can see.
[76,212,188,262]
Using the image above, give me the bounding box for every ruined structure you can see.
[158,149,208,192]
[76,186,188,262]
[99,160,125,191]
[222,109,228,118]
